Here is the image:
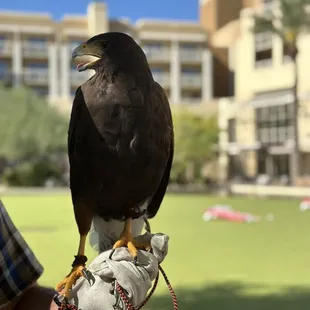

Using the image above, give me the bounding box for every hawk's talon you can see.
[109,249,116,260]
[82,269,95,286]
[53,293,63,307]
[111,218,151,264]
[133,256,138,265]
[55,265,87,298]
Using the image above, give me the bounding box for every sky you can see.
[0,0,199,23]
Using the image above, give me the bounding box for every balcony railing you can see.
[180,49,202,63]
[22,41,48,58]
[23,68,49,84]
[0,41,12,56]
[152,72,170,88]
[70,70,90,85]
[181,74,202,88]
[143,47,170,62]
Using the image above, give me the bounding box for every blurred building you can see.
[216,0,310,186]
[199,0,258,98]
[0,2,213,112]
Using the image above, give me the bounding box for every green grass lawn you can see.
[2,194,310,310]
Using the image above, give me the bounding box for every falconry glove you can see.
[67,232,169,310]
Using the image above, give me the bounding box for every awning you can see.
[248,89,293,108]
[268,146,292,155]
[247,89,310,108]
[227,142,261,155]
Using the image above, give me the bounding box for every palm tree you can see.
[252,0,310,184]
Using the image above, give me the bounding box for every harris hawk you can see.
[55,32,174,299]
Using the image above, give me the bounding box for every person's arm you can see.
[1,283,58,310]
[13,284,57,310]
[0,200,57,310]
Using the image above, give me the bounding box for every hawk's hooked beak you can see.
[72,43,101,72]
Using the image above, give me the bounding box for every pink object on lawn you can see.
[203,205,259,223]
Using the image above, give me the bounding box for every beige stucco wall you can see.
[236,7,310,102]
[87,2,109,36]
[217,2,310,182]
[298,100,310,151]
[235,105,256,145]
[234,5,310,149]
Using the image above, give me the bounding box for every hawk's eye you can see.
[100,41,110,50]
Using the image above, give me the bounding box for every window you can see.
[0,60,8,69]
[254,32,272,67]
[142,42,169,61]
[0,35,5,46]
[150,67,164,73]
[228,119,236,143]
[300,153,310,176]
[180,43,198,49]
[181,67,201,74]
[256,104,293,146]
[143,42,164,54]
[257,149,267,174]
[283,43,292,63]
[143,43,163,50]
[181,67,202,86]
[0,61,9,80]
[180,43,199,52]
[180,43,201,62]
[27,37,47,43]
[0,36,8,52]
[26,62,48,69]
[24,37,47,54]
[228,155,241,179]
[272,154,289,176]
[25,37,47,48]
[151,68,168,85]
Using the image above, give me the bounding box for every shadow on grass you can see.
[145,281,310,310]
[19,226,57,233]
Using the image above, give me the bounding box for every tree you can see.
[0,84,68,161]
[171,107,219,183]
[252,0,310,183]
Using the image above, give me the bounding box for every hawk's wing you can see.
[146,82,174,219]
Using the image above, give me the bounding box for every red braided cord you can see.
[58,303,78,310]
[114,264,178,310]
[115,283,135,310]
[115,266,159,310]
[158,265,178,310]
[57,264,178,310]
[137,269,159,309]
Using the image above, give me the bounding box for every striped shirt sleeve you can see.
[0,199,44,308]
